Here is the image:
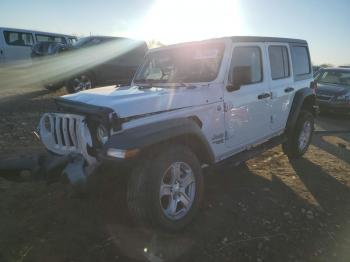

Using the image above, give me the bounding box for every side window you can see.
[292,46,311,75]
[4,31,34,46]
[269,46,290,80]
[36,34,65,43]
[230,46,263,86]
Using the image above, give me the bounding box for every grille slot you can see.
[40,113,85,151]
[39,113,96,165]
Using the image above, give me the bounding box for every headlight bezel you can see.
[96,123,110,145]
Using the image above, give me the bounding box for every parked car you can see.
[38,36,316,231]
[0,27,76,65]
[31,36,148,93]
[315,67,350,114]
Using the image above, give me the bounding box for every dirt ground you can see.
[0,85,349,262]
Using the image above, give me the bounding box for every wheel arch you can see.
[286,87,317,135]
[103,117,215,165]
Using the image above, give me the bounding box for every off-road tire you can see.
[66,72,95,94]
[283,110,314,158]
[127,144,204,231]
[44,83,63,91]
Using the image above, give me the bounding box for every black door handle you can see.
[258,93,271,100]
[284,87,294,93]
[0,49,3,55]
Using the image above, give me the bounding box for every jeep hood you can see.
[60,85,221,118]
[316,83,350,96]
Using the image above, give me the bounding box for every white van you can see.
[0,27,77,64]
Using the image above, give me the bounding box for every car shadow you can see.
[312,134,350,165]
[289,158,350,218]
[82,161,350,262]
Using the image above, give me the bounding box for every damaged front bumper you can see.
[0,152,99,185]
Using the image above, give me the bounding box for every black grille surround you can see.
[55,97,122,152]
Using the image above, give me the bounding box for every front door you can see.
[224,43,272,151]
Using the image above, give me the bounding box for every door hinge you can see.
[223,102,229,112]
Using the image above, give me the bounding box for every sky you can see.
[0,0,349,65]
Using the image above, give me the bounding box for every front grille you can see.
[39,113,96,164]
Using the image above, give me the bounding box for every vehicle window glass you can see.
[292,46,310,75]
[317,70,350,87]
[230,46,262,85]
[269,46,290,80]
[3,31,34,46]
[36,34,65,43]
[117,45,147,66]
[134,42,224,83]
[67,38,77,45]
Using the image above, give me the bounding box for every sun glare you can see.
[137,0,243,44]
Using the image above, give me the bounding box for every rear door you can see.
[3,30,34,63]
[266,43,294,131]
[224,43,272,151]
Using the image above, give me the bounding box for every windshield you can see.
[317,70,350,87]
[134,42,224,84]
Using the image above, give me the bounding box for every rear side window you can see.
[292,46,311,75]
[4,31,34,46]
[36,34,65,43]
[230,46,263,85]
[269,46,290,79]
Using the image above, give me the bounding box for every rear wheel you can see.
[127,144,204,231]
[283,110,314,158]
[44,83,63,91]
[66,73,95,93]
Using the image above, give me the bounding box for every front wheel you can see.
[127,144,204,231]
[283,110,314,158]
[66,73,95,93]
[44,83,63,91]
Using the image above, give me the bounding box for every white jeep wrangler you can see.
[39,36,317,231]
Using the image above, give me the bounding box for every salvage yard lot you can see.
[0,85,349,262]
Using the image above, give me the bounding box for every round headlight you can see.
[96,124,109,144]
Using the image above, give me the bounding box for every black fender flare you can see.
[286,87,316,135]
[103,117,215,164]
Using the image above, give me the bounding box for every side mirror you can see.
[227,66,252,92]
[226,83,239,92]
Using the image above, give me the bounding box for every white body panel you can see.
[39,37,313,164]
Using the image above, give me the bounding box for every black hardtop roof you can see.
[231,36,307,44]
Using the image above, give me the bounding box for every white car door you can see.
[224,43,272,152]
[3,30,34,64]
[266,43,294,131]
